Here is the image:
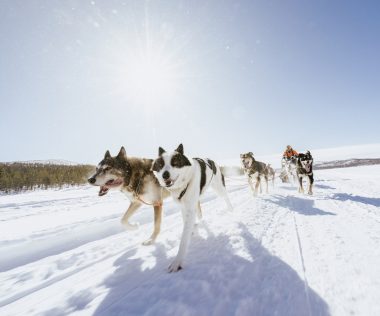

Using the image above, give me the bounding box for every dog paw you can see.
[121,220,139,231]
[142,238,155,246]
[168,259,183,273]
[308,191,313,195]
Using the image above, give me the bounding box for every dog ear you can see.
[104,150,111,159]
[176,144,184,155]
[249,152,254,156]
[117,146,127,159]
[158,147,166,156]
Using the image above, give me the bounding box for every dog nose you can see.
[88,177,96,184]
[162,171,170,180]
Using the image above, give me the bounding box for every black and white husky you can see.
[152,144,233,272]
[296,151,314,195]
[88,147,170,245]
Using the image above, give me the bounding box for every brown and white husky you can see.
[88,147,170,245]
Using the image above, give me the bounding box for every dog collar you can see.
[178,183,189,201]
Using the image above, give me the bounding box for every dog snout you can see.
[88,177,96,184]
[162,171,170,180]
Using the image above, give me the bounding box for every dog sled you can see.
[280,156,298,184]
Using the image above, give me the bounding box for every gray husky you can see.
[88,147,170,245]
[152,144,233,272]
[240,152,269,196]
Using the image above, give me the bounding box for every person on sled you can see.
[280,145,298,183]
[283,145,298,160]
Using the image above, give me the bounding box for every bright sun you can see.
[103,22,189,108]
[125,53,179,104]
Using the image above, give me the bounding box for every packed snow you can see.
[1,151,380,315]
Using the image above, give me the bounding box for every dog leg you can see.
[293,172,298,185]
[197,201,203,220]
[298,176,304,194]
[254,178,260,196]
[192,203,203,236]
[121,201,142,230]
[168,206,196,273]
[142,204,163,246]
[308,175,314,195]
[265,175,269,193]
[248,177,255,194]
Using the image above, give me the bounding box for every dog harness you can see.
[136,196,163,207]
[132,175,163,207]
[177,183,189,201]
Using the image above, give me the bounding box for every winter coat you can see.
[283,149,298,158]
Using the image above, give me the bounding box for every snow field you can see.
[0,165,379,315]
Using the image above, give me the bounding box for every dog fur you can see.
[88,147,170,245]
[296,151,314,195]
[266,164,276,187]
[152,144,233,272]
[240,152,269,196]
[280,156,298,184]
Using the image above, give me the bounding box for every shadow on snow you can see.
[266,195,336,216]
[46,223,331,316]
[330,193,380,208]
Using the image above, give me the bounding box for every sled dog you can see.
[296,151,314,195]
[152,144,233,272]
[88,147,170,245]
[240,152,269,196]
[280,156,298,183]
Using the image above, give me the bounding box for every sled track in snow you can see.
[288,196,312,316]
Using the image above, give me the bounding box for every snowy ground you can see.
[1,165,380,316]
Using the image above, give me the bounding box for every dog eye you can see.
[171,157,179,166]
[171,155,184,167]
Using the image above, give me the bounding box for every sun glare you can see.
[102,12,191,108]
[125,53,180,104]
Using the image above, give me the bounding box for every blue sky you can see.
[1,0,379,164]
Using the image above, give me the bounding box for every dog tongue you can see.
[99,186,109,196]
[165,179,174,187]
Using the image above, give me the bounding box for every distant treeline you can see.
[0,163,95,193]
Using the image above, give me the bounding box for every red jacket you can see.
[283,149,298,158]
